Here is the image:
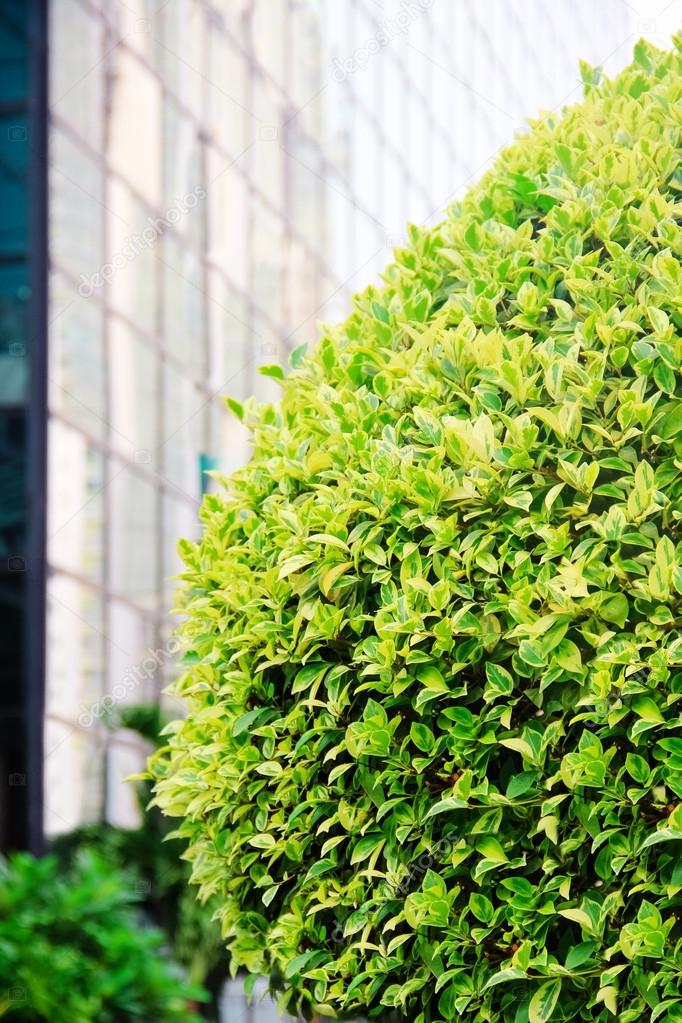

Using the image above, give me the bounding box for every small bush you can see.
[150,40,682,1023]
[0,851,204,1022]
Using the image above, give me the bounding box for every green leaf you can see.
[518,640,546,668]
[226,396,244,420]
[640,827,682,849]
[424,796,468,819]
[474,835,508,863]
[565,940,597,970]
[415,665,448,692]
[259,363,285,381]
[631,695,663,723]
[289,342,308,368]
[410,722,436,753]
[529,979,562,1023]
[249,832,276,849]
[350,834,385,865]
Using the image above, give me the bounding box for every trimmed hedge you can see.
[150,39,682,1023]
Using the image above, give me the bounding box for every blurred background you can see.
[0,0,680,1017]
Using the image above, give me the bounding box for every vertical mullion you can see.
[101,3,114,820]
[26,0,49,853]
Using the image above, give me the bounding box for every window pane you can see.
[206,147,249,293]
[252,198,285,328]
[0,262,29,404]
[0,113,28,255]
[107,178,158,338]
[50,0,103,147]
[50,129,103,284]
[161,232,205,369]
[46,574,104,723]
[163,98,204,247]
[109,47,162,207]
[107,599,158,705]
[44,718,105,834]
[109,317,159,460]
[47,419,105,584]
[0,1,28,104]
[207,272,251,397]
[161,361,205,498]
[109,461,159,610]
[206,33,249,157]
[0,408,26,556]
[49,274,105,439]
[160,0,205,120]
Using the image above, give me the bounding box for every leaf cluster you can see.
[0,850,205,1022]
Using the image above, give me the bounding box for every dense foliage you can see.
[0,851,204,1022]
[53,705,226,1020]
[150,40,682,1023]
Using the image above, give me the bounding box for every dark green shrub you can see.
[0,850,205,1022]
[149,39,682,1023]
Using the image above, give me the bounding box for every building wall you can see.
[0,0,47,854]
[45,0,650,829]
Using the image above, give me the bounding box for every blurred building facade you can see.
[6,0,675,843]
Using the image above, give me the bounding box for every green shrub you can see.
[149,39,682,1023]
[0,851,204,1022]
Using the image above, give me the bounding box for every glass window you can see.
[0,408,26,557]
[43,716,105,834]
[250,81,284,204]
[109,47,162,207]
[286,239,320,347]
[109,317,159,461]
[47,419,105,585]
[49,0,103,148]
[49,274,106,440]
[161,232,206,370]
[159,0,205,120]
[206,147,249,293]
[252,198,285,328]
[107,599,159,706]
[109,461,159,611]
[207,272,252,397]
[0,1,28,105]
[252,0,286,83]
[0,113,28,256]
[45,574,104,724]
[163,98,205,249]
[115,0,161,71]
[107,178,158,339]
[0,262,29,404]
[206,32,250,158]
[162,493,199,609]
[288,132,324,249]
[161,362,205,498]
[50,129,103,285]
[290,3,323,113]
